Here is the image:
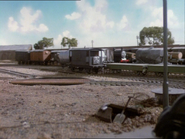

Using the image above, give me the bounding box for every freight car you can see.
[136,47,164,64]
[15,48,107,69]
[69,48,105,73]
[56,48,113,72]
[50,50,66,65]
[136,47,185,65]
[16,49,52,65]
[29,50,51,65]
[14,46,185,72]
[168,47,185,64]
[114,47,185,65]
[56,50,71,66]
[15,50,30,64]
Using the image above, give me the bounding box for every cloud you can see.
[8,17,19,32]
[117,15,128,30]
[94,0,108,12]
[64,0,130,47]
[0,39,8,45]
[54,30,73,47]
[62,30,72,37]
[76,0,114,34]
[65,12,81,20]
[168,9,179,27]
[136,0,148,5]
[8,7,48,33]
[37,24,49,32]
[150,7,179,28]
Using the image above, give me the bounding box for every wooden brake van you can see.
[69,48,105,73]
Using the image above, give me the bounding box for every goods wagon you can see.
[15,50,30,64]
[50,50,65,65]
[30,50,51,65]
[169,47,185,58]
[69,48,105,73]
[56,50,71,66]
[102,48,114,63]
[168,47,185,64]
[136,47,163,64]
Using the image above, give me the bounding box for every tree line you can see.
[34,37,78,49]
[139,26,174,46]
[34,26,174,49]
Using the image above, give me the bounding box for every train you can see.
[15,49,63,65]
[15,46,185,74]
[15,48,110,73]
[114,47,185,65]
[57,48,107,73]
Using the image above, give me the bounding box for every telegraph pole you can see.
[163,0,169,108]
[91,40,94,48]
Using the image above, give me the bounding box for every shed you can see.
[0,44,32,61]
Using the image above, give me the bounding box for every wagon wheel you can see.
[142,68,147,76]
[155,72,163,77]
[155,72,158,76]
[71,68,75,72]
[93,68,99,74]
[85,69,91,74]
[116,69,121,73]
[136,71,142,76]
[142,72,147,76]
[112,69,117,73]
[79,68,84,72]
[45,61,48,65]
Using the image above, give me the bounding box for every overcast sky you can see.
[0,0,184,48]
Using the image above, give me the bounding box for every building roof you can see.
[0,44,32,51]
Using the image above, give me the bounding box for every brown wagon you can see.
[30,50,51,65]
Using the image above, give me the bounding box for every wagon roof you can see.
[170,47,185,50]
[137,47,163,50]
[51,50,68,53]
[70,48,102,51]
[30,49,50,52]
[0,44,32,51]
[15,50,30,52]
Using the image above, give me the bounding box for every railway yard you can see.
[0,62,184,139]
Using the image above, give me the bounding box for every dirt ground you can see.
[0,66,163,139]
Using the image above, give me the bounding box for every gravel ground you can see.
[0,66,164,139]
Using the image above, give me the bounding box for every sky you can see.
[0,0,184,49]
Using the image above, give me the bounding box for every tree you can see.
[61,37,78,48]
[34,37,54,49]
[139,26,174,46]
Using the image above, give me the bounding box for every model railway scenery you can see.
[0,44,185,139]
[4,45,183,76]
[0,0,185,139]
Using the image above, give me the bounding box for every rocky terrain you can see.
[0,65,163,139]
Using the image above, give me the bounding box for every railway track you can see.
[0,68,36,78]
[0,66,184,89]
[89,78,185,89]
[87,73,185,89]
